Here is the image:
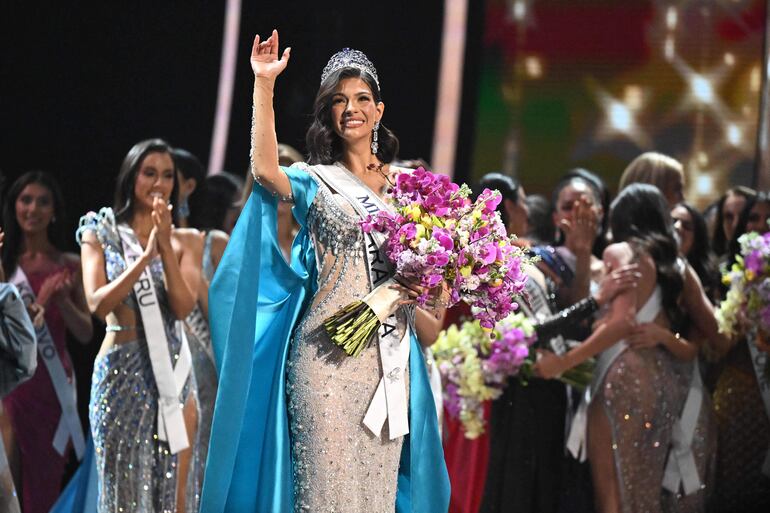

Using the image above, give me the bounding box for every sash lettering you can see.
[312,164,412,439]
[10,268,85,460]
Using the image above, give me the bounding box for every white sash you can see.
[662,359,705,495]
[311,164,412,439]
[9,267,85,460]
[747,334,770,476]
[566,287,662,461]
[118,225,192,454]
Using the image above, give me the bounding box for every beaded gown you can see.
[592,286,714,513]
[77,209,201,513]
[710,339,770,512]
[199,164,449,513]
[286,167,409,512]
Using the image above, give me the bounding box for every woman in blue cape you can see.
[200,30,450,512]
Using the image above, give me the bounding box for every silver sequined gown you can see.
[593,288,697,513]
[77,209,201,513]
[286,170,408,513]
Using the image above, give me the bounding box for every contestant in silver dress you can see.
[78,139,204,512]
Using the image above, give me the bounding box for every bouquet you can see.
[717,230,770,377]
[324,167,530,357]
[432,313,536,438]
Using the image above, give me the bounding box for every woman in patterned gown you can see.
[200,30,449,512]
[78,138,204,512]
[537,184,727,513]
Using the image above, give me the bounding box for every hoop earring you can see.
[371,120,380,155]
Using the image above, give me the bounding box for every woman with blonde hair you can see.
[618,152,685,208]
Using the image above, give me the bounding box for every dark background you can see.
[0,0,453,251]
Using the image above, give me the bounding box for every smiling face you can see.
[15,182,55,235]
[329,77,384,148]
[133,151,175,211]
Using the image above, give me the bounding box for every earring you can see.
[371,120,380,155]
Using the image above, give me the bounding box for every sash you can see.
[118,225,192,454]
[566,286,662,461]
[747,333,770,476]
[9,267,85,460]
[311,164,412,440]
[662,359,705,494]
[522,274,567,355]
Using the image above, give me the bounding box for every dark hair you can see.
[173,148,206,222]
[2,171,67,276]
[609,183,685,330]
[478,172,520,228]
[712,186,756,256]
[113,139,179,225]
[305,68,399,165]
[725,192,770,270]
[676,202,720,301]
[551,172,606,255]
[525,194,554,246]
[188,173,242,232]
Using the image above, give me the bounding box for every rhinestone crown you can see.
[320,48,380,90]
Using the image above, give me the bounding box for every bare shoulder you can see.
[208,230,229,254]
[174,227,203,244]
[602,242,633,268]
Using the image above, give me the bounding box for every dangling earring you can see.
[178,196,190,218]
[371,120,380,155]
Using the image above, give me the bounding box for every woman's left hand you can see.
[533,350,566,379]
[627,322,667,349]
[152,196,174,253]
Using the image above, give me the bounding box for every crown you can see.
[320,48,380,90]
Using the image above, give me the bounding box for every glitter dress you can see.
[592,287,682,513]
[199,166,449,513]
[710,339,770,512]
[77,209,201,513]
[286,170,409,512]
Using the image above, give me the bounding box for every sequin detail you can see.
[286,172,408,512]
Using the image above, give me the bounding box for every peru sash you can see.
[10,267,85,460]
[312,164,412,439]
[118,225,192,454]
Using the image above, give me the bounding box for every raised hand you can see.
[560,196,598,255]
[27,302,46,328]
[36,270,67,307]
[250,29,291,81]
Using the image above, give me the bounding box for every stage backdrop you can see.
[465,0,767,207]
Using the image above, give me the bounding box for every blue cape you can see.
[200,167,450,512]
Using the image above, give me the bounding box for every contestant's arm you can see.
[415,307,446,348]
[681,264,732,356]
[80,230,155,321]
[54,254,93,343]
[250,30,293,200]
[160,229,201,320]
[535,244,636,378]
